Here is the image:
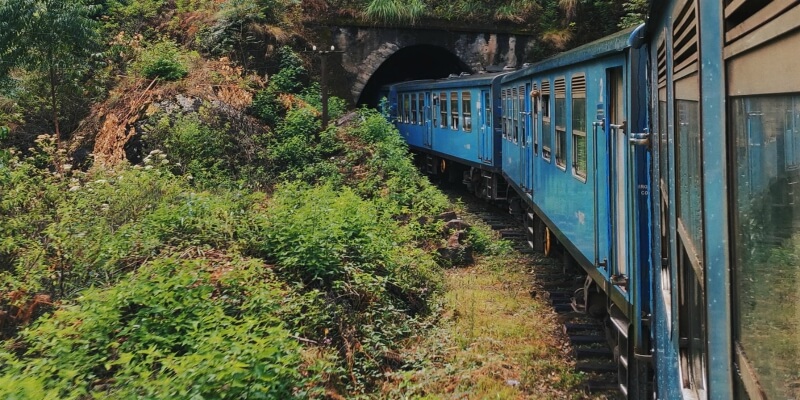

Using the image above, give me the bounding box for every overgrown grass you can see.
[381,221,588,399]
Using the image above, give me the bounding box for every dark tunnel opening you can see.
[357,45,470,108]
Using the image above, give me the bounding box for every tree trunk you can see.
[49,64,60,152]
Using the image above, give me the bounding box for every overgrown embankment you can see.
[0,108,458,398]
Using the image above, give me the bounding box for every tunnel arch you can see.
[357,44,471,107]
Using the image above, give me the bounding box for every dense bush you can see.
[0,106,451,394]
[132,40,192,81]
[0,256,311,399]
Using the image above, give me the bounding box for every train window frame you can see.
[532,83,539,156]
[439,91,448,128]
[462,91,472,132]
[417,92,424,125]
[500,89,508,140]
[411,93,418,124]
[484,91,492,135]
[450,92,459,131]
[571,74,587,182]
[512,87,519,143]
[403,94,410,123]
[728,93,800,400]
[519,84,526,147]
[542,80,552,161]
[398,93,405,124]
[432,94,438,128]
[554,77,567,171]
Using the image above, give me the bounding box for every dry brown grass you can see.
[74,57,264,167]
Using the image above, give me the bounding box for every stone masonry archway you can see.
[321,25,538,105]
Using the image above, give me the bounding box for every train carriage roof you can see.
[500,24,645,83]
[388,72,506,92]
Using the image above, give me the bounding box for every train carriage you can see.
[499,26,653,398]
[390,73,507,199]
[648,1,800,399]
[387,2,800,397]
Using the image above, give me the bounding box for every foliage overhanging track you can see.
[439,183,620,397]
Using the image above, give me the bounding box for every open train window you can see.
[571,75,587,181]
[462,91,472,132]
[554,78,567,170]
[439,92,447,128]
[542,80,552,160]
[417,93,424,125]
[450,92,459,130]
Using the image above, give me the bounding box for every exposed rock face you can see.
[317,26,540,104]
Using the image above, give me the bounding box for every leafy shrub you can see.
[261,182,443,391]
[132,40,191,81]
[268,46,307,94]
[0,256,310,399]
[250,89,283,126]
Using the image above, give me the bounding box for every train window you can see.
[440,92,447,128]
[502,89,511,140]
[400,93,411,123]
[432,94,438,128]
[462,91,472,132]
[555,78,567,170]
[410,93,417,124]
[484,91,491,133]
[519,85,526,145]
[572,75,587,180]
[417,93,424,125]
[676,100,703,256]
[450,92,459,130]
[512,87,519,143]
[532,83,539,155]
[542,80,552,160]
[398,93,405,124]
[500,89,508,139]
[731,95,800,400]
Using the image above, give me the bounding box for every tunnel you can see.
[357,45,471,107]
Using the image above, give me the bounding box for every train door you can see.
[524,83,533,193]
[480,90,492,164]
[518,84,531,192]
[423,92,433,148]
[608,67,629,287]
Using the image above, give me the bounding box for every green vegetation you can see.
[0,0,100,148]
[0,0,642,396]
[382,220,588,398]
[132,40,193,81]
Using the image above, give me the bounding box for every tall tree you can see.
[0,0,99,150]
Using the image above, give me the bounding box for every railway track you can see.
[448,189,619,398]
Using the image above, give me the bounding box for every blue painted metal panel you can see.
[697,0,733,398]
[503,54,629,304]
[647,3,684,398]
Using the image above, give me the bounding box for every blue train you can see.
[385,1,800,399]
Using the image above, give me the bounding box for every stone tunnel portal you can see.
[357,45,470,107]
